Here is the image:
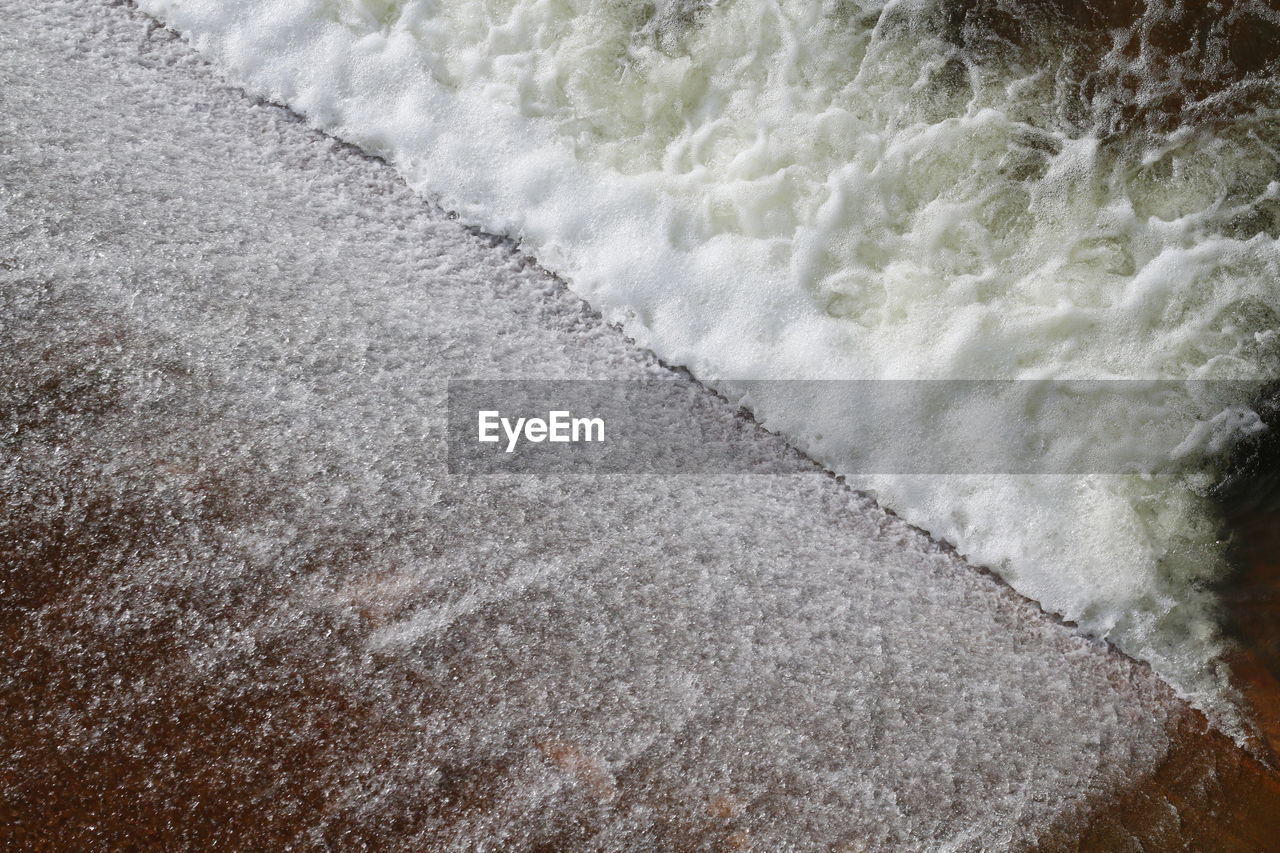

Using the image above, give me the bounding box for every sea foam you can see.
[135,0,1280,735]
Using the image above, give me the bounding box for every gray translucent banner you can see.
[446,379,1274,475]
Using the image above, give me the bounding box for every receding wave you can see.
[137,0,1280,737]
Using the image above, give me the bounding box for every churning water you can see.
[136,0,1280,735]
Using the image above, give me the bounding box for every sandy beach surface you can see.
[3,1,1279,849]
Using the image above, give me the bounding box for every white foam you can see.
[136,0,1280,734]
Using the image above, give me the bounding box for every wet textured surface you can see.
[130,0,1280,718]
[2,1,1279,850]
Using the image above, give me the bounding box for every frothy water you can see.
[137,0,1280,735]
